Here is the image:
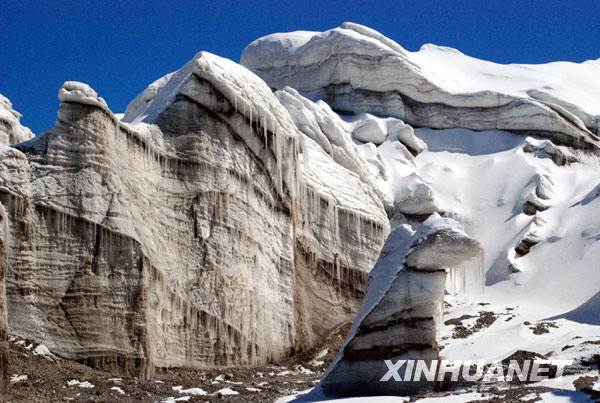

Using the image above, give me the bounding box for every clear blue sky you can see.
[2,0,600,135]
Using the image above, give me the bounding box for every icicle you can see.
[263,119,268,148]
[315,192,321,227]
[335,255,341,289]
[275,131,283,194]
[479,249,485,296]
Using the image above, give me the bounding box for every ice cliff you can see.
[2,52,389,378]
[242,22,600,150]
[1,22,599,398]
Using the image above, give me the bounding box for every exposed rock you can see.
[515,233,540,258]
[4,22,600,400]
[447,311,497,339]
[320,214,483,397]
[0,94,35,145]
[241,22,600,151]
[3,52,389,379]
[523,138,579,165]
[523,194,549,215]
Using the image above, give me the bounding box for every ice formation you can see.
[1,22,599,399]
[242,22,600,150]
[0,94,34,145]
[0,202,8,400]
[58,81,110,113]
[320,215,483,397]
[3,52,389,379]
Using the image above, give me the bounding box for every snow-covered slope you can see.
[410,128,600,367]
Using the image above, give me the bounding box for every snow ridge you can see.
[242,22,600,150]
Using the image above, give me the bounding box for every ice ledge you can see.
[58,81,110,112]
[0,94,35,145]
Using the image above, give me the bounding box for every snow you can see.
[298,366,314,375]
[277,370,293,376]
[274,387,314,403]
[391,127,599,363]
[110,386,125,395]
[315,349,328,359]
[33,344,56,360]
[10,374,28,383]
[548,291,600,325]
[58,81,110,113]
[311,118,599,397]
[242,22,600,149]
[0,93,35,144]
[214,387,239,395]
[161,397,190,403]
[243,23,600,118]
[67,380,94,388]
[124,50,304,206]
[299,135,389,237]
[411,44,600,117]
[172,385,207,395]
[5,21,600,402]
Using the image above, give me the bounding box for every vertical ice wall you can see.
[3,52,390,378]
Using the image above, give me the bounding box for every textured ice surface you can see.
[0,94,34,145]
[242,22,600,149]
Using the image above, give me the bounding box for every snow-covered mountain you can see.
[1,22,599,401]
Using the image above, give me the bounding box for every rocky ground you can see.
[4,318,600,402]
[3,324,349,403]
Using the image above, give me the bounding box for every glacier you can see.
[242,22,600,150]
[0,21,598,401]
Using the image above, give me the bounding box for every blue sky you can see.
[2,0,600,135]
